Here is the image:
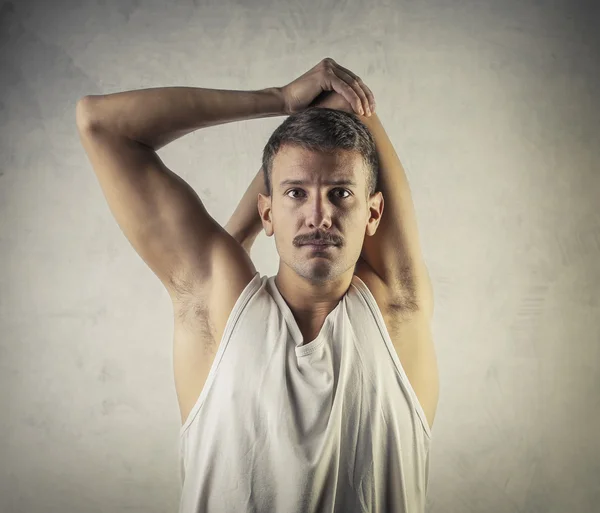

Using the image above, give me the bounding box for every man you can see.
[76,58,439,513]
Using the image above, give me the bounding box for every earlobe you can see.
[366,221,378,237]
[262,217,274,237]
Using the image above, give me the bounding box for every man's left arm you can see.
[357,110,433,317]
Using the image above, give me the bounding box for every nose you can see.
[305,196,333,231]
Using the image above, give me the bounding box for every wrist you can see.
[268,87,289,115]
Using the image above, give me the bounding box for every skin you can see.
[257,144,384,337]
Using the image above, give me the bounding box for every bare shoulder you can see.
[354,257,439,431]
[170,228,258,426]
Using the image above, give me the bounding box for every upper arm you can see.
[358,112,434,317]
[76,98,233,298]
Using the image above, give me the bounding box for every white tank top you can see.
[179,272,432,513]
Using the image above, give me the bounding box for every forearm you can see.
[79,86,285,150]
[224,166,267,250]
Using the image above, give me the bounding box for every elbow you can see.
[75,96,100,131]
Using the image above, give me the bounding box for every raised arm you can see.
[224,166,267,255]
[76,86,284,299]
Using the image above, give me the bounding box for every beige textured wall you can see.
[1,0,599,511]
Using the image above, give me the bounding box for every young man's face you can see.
[258,145,382,285]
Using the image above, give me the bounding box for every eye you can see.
[286,188,351,199]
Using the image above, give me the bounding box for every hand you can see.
[279,58,376,116]
[312,90,355,114]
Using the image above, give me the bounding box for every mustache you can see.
[297,234,339,245]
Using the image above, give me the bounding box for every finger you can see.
[327,68,364,115]
[332,64,376,114]
[330,67,370,116]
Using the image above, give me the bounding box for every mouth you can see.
[303,243,335,249]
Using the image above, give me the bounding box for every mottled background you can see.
[1,0,599,511]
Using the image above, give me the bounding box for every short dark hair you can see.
[261,107,379,199]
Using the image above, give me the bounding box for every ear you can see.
[258,193,274,237]
[366,191,384,237]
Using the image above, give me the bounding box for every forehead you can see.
[274,145,364,186]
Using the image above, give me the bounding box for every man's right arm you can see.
[75,108,216,298]
[75,87,284,298]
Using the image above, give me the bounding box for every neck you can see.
[274,266,353,321]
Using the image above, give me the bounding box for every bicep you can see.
[77,108,219,295]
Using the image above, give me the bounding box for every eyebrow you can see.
[279,179,357,188]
